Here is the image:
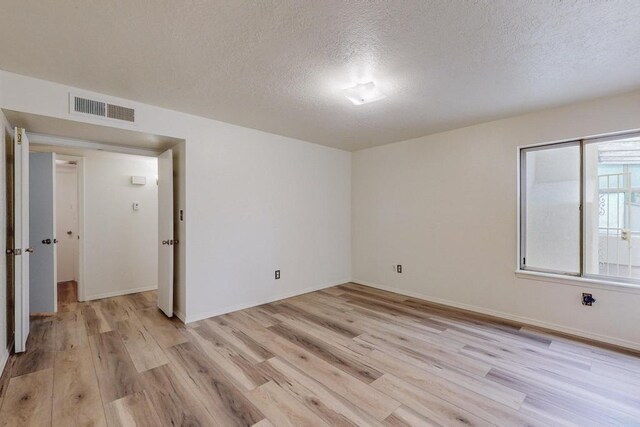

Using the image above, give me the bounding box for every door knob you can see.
[42,239,52,245]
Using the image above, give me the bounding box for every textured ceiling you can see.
[1,1,639,151]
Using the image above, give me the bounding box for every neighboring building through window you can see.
[520,132,640,283]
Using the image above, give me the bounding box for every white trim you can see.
[85,285,157,301]
[0,348,9,378]
[515,269,640,294]
[27,132,159,157]
[184,280,349,324]
[352,278,640,352]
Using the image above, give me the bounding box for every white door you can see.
[157,149,174,317]
[14,128,30,352]
[55,164,78,282]
[29,152,57,313]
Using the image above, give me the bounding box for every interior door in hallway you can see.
[158,149,173,317]
[29,152,57,313]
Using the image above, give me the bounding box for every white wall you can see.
[352,89,640,350]
[0,71,351,322]
[82,150,158,299]
[56,163,78,282]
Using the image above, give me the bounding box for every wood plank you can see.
[146,321,190,349]
[105,391,162,427]
[11,317,55,377]
[205,316,274,362]
[371,374,492,427]
[486,367,640,425]
[89,330,143,402]
[135,307,169,330]
[188,323,269,391]
[261,335,399,420]
[82,304,112,336]
[245,381,329,427]
[54,311,89,352]
[363,349,538,425]
[52,347,106,426]
[116,318,169,373]
[366,348,525,409]
[141,364,217,426]
[268,321,382,383]
[383,406,438,427]
[165,341,265,426]
[260,356,384,426]
[0,368,53,427]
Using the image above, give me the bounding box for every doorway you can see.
[55,157,79,311]
[2,110,186,353]
[29,146,163,311]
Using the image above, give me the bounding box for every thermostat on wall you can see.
[131,176,146,185]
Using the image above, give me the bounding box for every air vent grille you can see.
[70,93,135,123]
[74,96,106,117]
[107,104,135,122]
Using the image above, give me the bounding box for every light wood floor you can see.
[0,282,639,426]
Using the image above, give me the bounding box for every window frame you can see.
[518,140,583,276]
[517,129,640,288]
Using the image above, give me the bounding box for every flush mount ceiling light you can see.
[343,81,386,105]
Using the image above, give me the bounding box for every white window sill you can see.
[515,269,640,295]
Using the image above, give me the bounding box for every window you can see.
[520,132,640,284]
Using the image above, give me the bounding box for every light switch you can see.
[132,202,140,211]
[131,176,146,185]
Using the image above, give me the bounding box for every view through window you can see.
[520,133,640,283]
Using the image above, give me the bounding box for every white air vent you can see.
[74,96,105,117]
[107,104,135,122]
[70,93,135,123]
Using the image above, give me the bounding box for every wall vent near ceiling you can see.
[107,103,135,122]
[70,93,135,123]
[74,96,105,117]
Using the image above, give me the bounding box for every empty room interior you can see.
[0,1,640,426]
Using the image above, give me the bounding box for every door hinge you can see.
[522,257,526,265]
[16,128,23,145]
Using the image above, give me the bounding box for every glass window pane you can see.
[522,144,581,274]
[585,137,640,280]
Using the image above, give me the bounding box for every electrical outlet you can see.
[582,292,596,306]
[275,270,280,280]
[397,264,402,273]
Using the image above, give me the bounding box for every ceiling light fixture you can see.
[343,81,386,105]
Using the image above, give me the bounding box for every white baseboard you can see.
[352,279,640,353]
[85,285,158,301]
[0,348,9,378]
[185,279,349,324]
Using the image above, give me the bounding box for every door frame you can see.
[27,131,183,318]
[55,155,85,301]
